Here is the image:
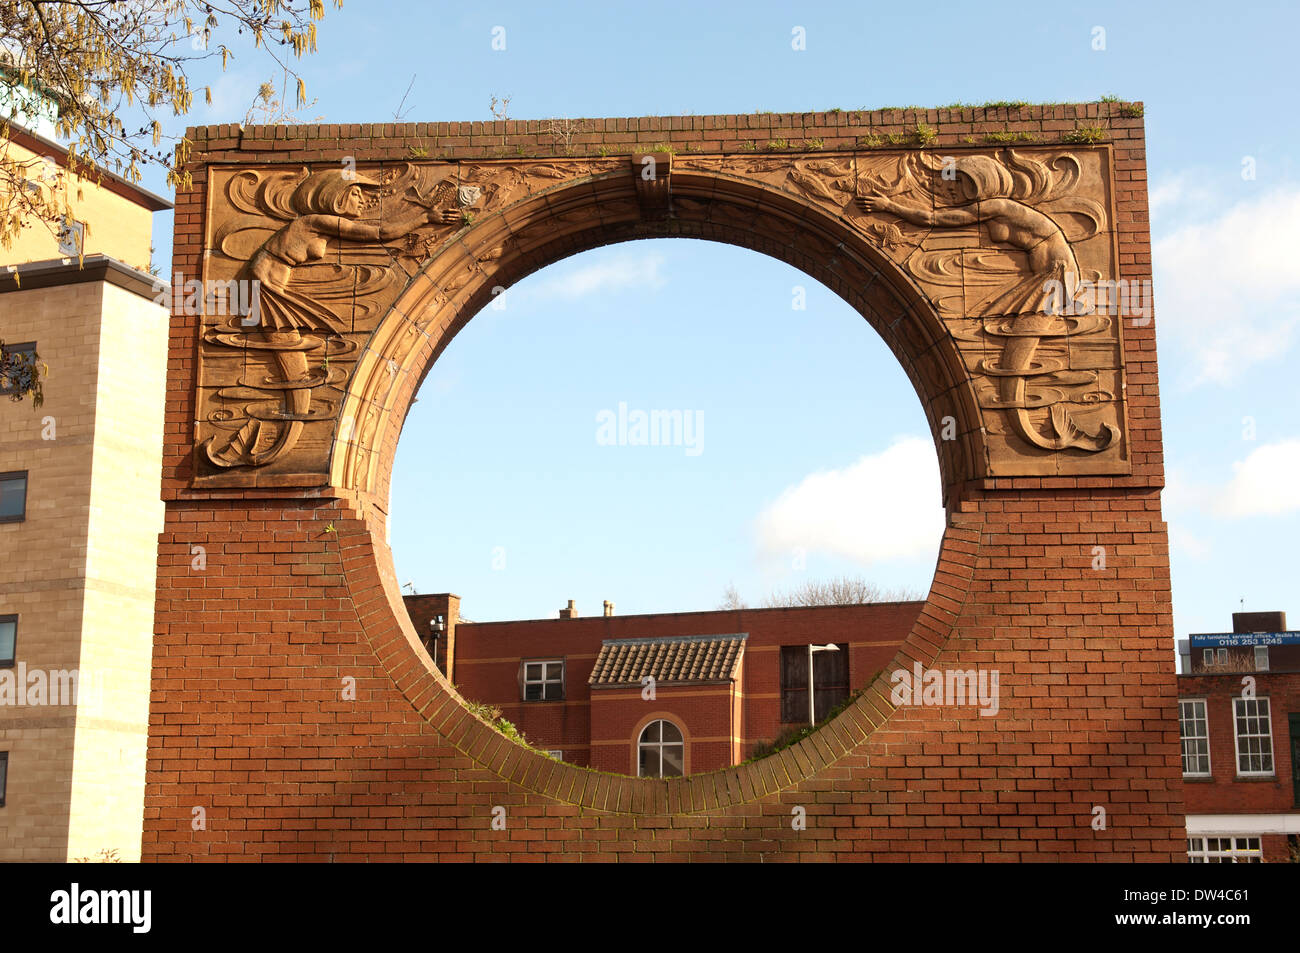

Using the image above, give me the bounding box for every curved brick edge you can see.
[330,166,989,514]
[335,493,982,815]
[319,162,989,815]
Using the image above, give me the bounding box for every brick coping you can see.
[185,100,1142,150]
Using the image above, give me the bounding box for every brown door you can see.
[780,644,849,724]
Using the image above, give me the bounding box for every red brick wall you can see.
[143,103,1186,861]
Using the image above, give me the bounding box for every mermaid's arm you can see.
[857,195,989,228]
[309,208,434,244]
[376,208,438,240]
[930,206,983,227]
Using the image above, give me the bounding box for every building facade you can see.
[405,595,926,774]
[0,115,170,860]
[1178,611,1300,862]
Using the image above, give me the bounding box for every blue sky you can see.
[135,1,1300,635]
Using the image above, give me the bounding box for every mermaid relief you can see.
[203,168,458,469]
[855,152,1119,453]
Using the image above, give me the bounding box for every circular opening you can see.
[387,238,947,779]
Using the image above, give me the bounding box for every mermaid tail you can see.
[994,314,1117,453]
[204,338,312,468]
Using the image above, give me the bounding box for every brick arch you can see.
[150,107,1184,859]
[330,169,987,516]
[318,168,987,809]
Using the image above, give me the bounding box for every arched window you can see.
[637,719,684,778]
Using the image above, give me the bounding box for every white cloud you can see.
[1148,171,1216,221]
[520,250,666,303]
[1167,525,1211,560]
[1153,186,1300,385]
[755,437,944,566]
[1218,439,1300,517]
[1166,441,1300,525]
[1161,466,1214,559]
[1162,464,1213,515]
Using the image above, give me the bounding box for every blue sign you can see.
[1189,631,1300,648]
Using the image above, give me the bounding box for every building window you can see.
[1233,697,1274,776]
[1186,836,1262,863]
[0,342,38,397]
[57,217,84,257]
[1217,648,1229,665]
[545,750,564,761]
[1253,645,1269,672]
[0,472,27,522]
[0,752,6,808]
[0,615,15,668]
[1179,699,1210,776]
[1201,648,1214,667]
[779,644,849,724]
[638,720,684,778]
[522,660,564,701]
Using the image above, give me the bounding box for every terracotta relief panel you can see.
[194,159,620,487]
[193,146,1127,489]
[679,147,1129,476]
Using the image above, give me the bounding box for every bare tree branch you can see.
[754,576,925,608]
[392,74,416,122]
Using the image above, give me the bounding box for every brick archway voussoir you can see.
[335,171,987,508]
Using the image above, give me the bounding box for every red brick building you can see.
[404,595,922,774]
[1177,611,1300,862]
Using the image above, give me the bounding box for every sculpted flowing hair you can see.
[953,155,1014,199]
[288,168,381,215]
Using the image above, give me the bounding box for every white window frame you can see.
[1232,696,1274,777]
[1179,698,1211,777]
[637,719,685,778]
[522,659,564,701]
[545,750,563,761]
[1217,648,1229,665]
[1201,648,1214,667]
[1186,835,1262,863]
[1253,645,1269,672]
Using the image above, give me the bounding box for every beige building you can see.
[0,117,170,860]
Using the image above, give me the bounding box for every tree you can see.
[717,583,747,611]
[720,576,924,609]
[0,0,343,251]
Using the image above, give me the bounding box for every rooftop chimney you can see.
[559,600,578,620]
[1233,610,1286,633]
[603,600,614,617]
